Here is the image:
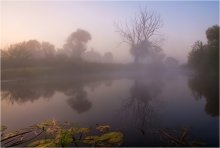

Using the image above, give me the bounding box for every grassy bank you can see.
[1,62,152,80]
[1,120,124,147]
[1,62,130,80]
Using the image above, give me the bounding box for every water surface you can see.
[1,71,219,146]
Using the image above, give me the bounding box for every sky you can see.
[1,1,219,63]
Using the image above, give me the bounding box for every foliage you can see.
[164,57,179,67]
[0,120,124,147]
[82,49,114,63]
[0,125,7,132]
[188,25,219,74]
[63,29,91,61]
[103,52,114,63]
[1,29,115,71]
[96,125,110,133]
[41,42,56,58]
[187,25,219,117]
[1,40,56,69]
[206,25,219,43]
[27,139,57,147]
[59,129,74,147]
[83,132,123,146]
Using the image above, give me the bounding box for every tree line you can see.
[187,25,219,117]
[2,8,218,72]
[1,8,169,70]
[188,25,219,74]
[1,29,113,69]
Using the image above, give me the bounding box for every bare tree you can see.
[115,7,163,63]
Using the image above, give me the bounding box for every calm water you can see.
[1,70,219,146]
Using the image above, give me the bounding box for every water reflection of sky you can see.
[1,73,219,146]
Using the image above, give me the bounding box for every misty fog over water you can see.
[1,66,219,146]
[1,1,219,147]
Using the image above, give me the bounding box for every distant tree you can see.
[25,40,42,59]
[188,25,219,117]
[82,49,114,63]
[188,41,206,71]
[41,42,55,58]
[1,49,8,60]
[55,52,69,64]
[164,57,179,67]
[82,48,102,63]
[188,25,219,73]
[144,43,165,64]
[130,40,151,62]
[103,52,114,63]
[7,42,31,59]
[206,25,219,44]
[115,7,163,63]
[205,25,219,72]
[1,42,32,68]
[1,40,57,68]
[63,29,91,61]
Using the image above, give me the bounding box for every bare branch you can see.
[114,7,163,46]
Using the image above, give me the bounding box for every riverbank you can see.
[1,62,163,80]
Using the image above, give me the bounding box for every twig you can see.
[1,130,32,142]
[6,130,44,147]
[180,128,188,142]
[159,129,186,146]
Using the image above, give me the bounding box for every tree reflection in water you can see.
[120,74,164,131]
[1,79,96,114]
[1,82,55,104]
[66,87,92,114]
[1,77,116,114]
[188,73,219,117]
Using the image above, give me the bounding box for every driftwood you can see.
[1,128,44,147]
[6,130,44,147]
[153,127,205,147]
